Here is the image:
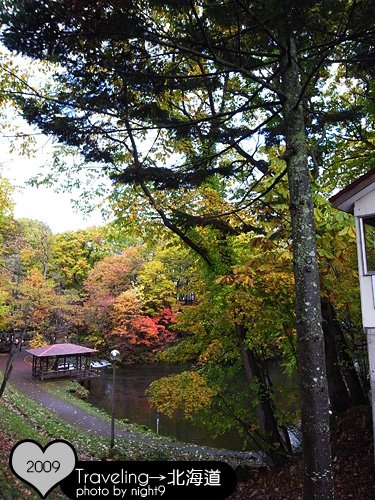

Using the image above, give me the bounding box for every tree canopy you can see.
[1,1,375,496]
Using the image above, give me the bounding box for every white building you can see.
[331,168,375,457]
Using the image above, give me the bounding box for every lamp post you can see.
[110,349,120,449]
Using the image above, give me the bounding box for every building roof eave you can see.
[330,169,375,213]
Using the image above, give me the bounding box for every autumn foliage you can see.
[0,205,181,359]
[108,289,177,358]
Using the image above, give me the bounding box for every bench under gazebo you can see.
[26,343,99,381]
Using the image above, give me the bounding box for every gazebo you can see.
[26,343,98,381]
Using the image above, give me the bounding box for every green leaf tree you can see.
[2,1,375,494]
[50,226,116,290]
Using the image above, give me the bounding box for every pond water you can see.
[87,363,248,450]
[87,362,298,451]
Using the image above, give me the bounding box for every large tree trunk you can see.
[235,323,288,467]
[0,346,17,398]
[322,299,367,408]
[336,325,367,405]
[321,299,353,413]
[281,35,334,498]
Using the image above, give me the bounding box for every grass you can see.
[0,397,67,499]
[2,384,164,460]
[0,370,254,498]
[0,383,176,499]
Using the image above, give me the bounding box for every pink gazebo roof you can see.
[26,343,97,358]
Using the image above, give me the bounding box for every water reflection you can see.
[87,363,246,450]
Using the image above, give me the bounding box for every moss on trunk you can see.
[281,34,334,499]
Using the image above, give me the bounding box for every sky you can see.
[0,139,107,234]
[0,46,108,234]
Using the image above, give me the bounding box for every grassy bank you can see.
[0,395,68,499]
[0,382,177,499]
[0,378,254,498]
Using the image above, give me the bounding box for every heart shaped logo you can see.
[10,439,77,498]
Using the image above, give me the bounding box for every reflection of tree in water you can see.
[104,382,113,400]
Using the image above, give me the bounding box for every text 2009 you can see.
[26,460,61,473]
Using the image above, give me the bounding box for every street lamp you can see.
[110,349,120,449]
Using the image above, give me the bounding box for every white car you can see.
[90,359,111,369]
[58,363,75,371]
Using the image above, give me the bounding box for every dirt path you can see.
[0,351,257,463]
